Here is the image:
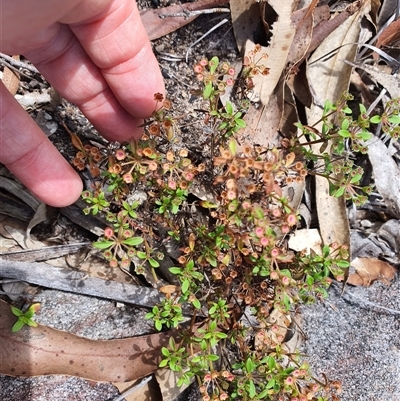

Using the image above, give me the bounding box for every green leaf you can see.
[26,319,38,327]
[235,118,246,128]
[192,298,201,309]
[218,122,228,130]
[306,275,314,286]
[209,56,219,74]
[208,354,219,361]
[257,388,269,399]
[369,115,381,124]
[123,237,144,246]
[225,101,234,115]
[338,129,350,138]
[205,254,217,267]
[11,306,23,317]
[228,137,237,156]
[161,347,170,357]
[245,357,256,373]
[155,320,162,331]
[389,115,400,124]
[136,251,147,259]
[359,103,367,113]
[203,83,213,99]
[159,359,169,368]
[12,319,24,333]
[333,186,345,198]
[350,174,363,184]
[149,258,160,268]
[336,260,350,268]
[357,130,372,141]
[24,309,34,319]
[169,267,182,275]
[248,380,256,398]
[182,279,190,294]
[199,200,218,209]
[93,240,115,249]
[341,118,350,130]
[267,355,276,370]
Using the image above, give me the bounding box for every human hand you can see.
[0,0,164,207]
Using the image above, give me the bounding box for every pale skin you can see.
[0,0,165,207]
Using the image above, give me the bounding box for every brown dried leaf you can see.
[230,0,262,54]
[287,6,316,66]
[259,0,297,106]
[0,299,173,382]
[347,257,396,286]
[237,80,284,148]
[70,132,84,152]
[376,19,400,48]
[141,0,229,41]
[1,55,20,96]
[306,0,370,247]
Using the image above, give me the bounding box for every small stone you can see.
[360,219,372,228]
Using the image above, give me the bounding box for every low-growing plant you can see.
[72,49,399,400]
[11,303,40,332]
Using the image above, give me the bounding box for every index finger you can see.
[68,0,165,119]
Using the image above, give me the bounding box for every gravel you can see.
[300,274,400,401]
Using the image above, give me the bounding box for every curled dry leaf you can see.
[347,257,396,286]
[1,55,20,96]
[0,299,174,382]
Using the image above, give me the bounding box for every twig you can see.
[159,8,230,19]
[0,259,165,308]
[111,375,153,401]
[0,53,39,74]
[185,18,229,62]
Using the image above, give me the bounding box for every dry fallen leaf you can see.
[230,0,262,54]
[0,299,175,382]
[288,228,323,255]
[259,0,297,106]
[347,257,396,286]
[1,55,20,95]
[306,0,370,247]
[376,18,400,48]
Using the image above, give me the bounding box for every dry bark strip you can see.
[0,299,175,382]
[0,259,164,308]
[1,243,91,263]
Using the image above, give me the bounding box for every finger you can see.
[24,24,145,142]
[0,82,83,207]
[69,0,165,118]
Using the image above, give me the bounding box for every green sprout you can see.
[11,304,40,332]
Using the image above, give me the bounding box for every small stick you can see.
[159,7,230,19]
[185,18,229,62]
[0,53,39,74]
[111,375,153,401]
